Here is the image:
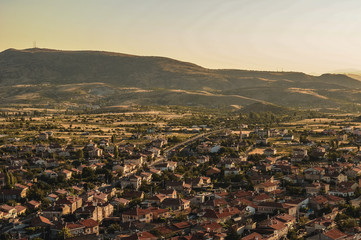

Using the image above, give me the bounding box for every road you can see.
[150,128,226,166]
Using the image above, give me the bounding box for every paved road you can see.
[149,128,226,166]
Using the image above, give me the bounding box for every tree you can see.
[5,171,16,189]
[0,233,12,240]
[107,224,120,234]
[298,216,308,228]
[114,146,119,159]
[354,187,361,197]
[75,149,84,160]
[288,229,298,240]
[111,134,116,144]
[58,227,72,239]
[82,167,95,179]
[5,172,11,188]
[225,227,240,240]
[150,229,161,237]
[7,200,17,206]
[28,186,45,201]
[84,182,95,191]
[104,169,114,184]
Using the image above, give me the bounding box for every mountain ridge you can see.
[1,48,361,112]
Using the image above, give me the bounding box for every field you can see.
[0,106,228,148]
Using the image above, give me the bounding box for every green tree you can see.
[76,149,84,160]
[114,146,119,159]
[82,167,95,179]
[111,134,116,144]
[107,224,120,234]
[288,229,298,240]
[5,171,16,189]
[225,227,240,240]
[355,187,361,197]
[0,233,12,240]
[58,227,72,239]
[28,186,45,201]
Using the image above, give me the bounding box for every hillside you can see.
[1,48,361,112]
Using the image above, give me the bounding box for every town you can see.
[0,107,361,240]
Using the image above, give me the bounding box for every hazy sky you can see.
[2,0,361,74]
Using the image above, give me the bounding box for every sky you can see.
[2,0,361,74]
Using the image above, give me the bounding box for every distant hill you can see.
[1,48,361,112]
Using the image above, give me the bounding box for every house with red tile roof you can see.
[80,218,99,235]
[60,169,72,179]
[304,167,326,181]
[116,231,157,240]
[198,221,223,233]
[112,198,130,207]
[202,198,229,209]
[253,193,272,203]
[202,207,241,223]
[0,204,17,219]
[256,218,288,239]
[122,207,153,223]
[161,198,190,211]
[27,200,41,210]
[308,228,348,240]
[254,181,278,193]
[149,207,170,220]
[275,213,296,228]
[241,232,264,240]
[14,205,26,215]
[31,215,53,227]
[158,189,178,199]
[146,194,167,205]
[257,202,297,216]
[206,167,221,176]
[322,228,348,240]
[51,222,85,238]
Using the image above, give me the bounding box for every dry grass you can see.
[287,88,328,100]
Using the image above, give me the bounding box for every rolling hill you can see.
[1,48,361,112]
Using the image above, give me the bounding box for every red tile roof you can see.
[31,215,53,226]
[80,219,98,228]
[254,193,272,201]
[173,221,192,229]
[201,222,222,231]
[241,232,264,240]
[323,229,347,240]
